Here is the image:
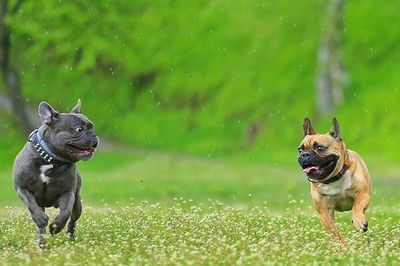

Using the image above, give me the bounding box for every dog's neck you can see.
[322,163,349,184]
[28,127,73,165]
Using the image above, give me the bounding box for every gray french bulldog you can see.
[13,100,99,248]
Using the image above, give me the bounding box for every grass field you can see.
[1,148,400,264]
[1,203,399,265]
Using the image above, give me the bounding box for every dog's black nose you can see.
[92,138,99,148]
[301,151,312,159]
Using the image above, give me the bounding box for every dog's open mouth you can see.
[67,144,97,156]
[303,165,320,174]
[302,154,338,179]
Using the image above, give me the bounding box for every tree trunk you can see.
[316,0,347,117]
[0,0,33,135]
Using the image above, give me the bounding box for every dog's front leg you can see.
[316,206,345,243]
[67,193,82,239]
[49,192,75,235]
[312,191,345,243]
[17,188,49,248]
[352,189,370,232]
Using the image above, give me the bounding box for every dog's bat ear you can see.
[303,117,316,136]
[329,117,342,140]
[38,101,59,125]
[71,99,81,114]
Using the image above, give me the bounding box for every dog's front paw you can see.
[33,212,49,228]
[352,215,368,232]
[49,222,62,235]
[37,234,47,249]
[67,230,76,240]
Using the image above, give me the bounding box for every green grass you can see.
[1,149,400,264]
[1,203,399,264]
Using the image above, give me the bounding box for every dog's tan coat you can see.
[300,118,372,243]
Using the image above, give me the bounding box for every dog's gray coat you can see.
[13,100,98,247]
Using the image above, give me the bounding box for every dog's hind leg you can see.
[67,193,82,239]
[16,188,49,248]
[49,192,75,235]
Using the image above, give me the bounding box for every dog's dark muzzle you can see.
[66,134,99,161]
[298,151,339,180]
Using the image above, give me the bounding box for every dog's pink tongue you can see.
[303,166,320,174]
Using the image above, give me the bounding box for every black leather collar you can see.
[28,127,73,165]
[308,163,349,184]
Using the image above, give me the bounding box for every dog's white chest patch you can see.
[39,164,54,184]
[317,175,352,196]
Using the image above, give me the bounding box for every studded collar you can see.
[28,127,73,165]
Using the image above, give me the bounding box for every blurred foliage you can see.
[1,0,400,161]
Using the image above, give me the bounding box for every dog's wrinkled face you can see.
[297,118,346,181]
[39,100,99,162]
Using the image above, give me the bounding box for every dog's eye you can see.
[75,126,84,133]
[298,147,303,153]
[316,145,326,152]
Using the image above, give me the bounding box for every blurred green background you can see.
[1,0,400,208]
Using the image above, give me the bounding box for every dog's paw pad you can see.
[49,223,58,235]
[362,222,368,232]
[67,231,76,240]
[37,234,47,249]
[352,217,368,232]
